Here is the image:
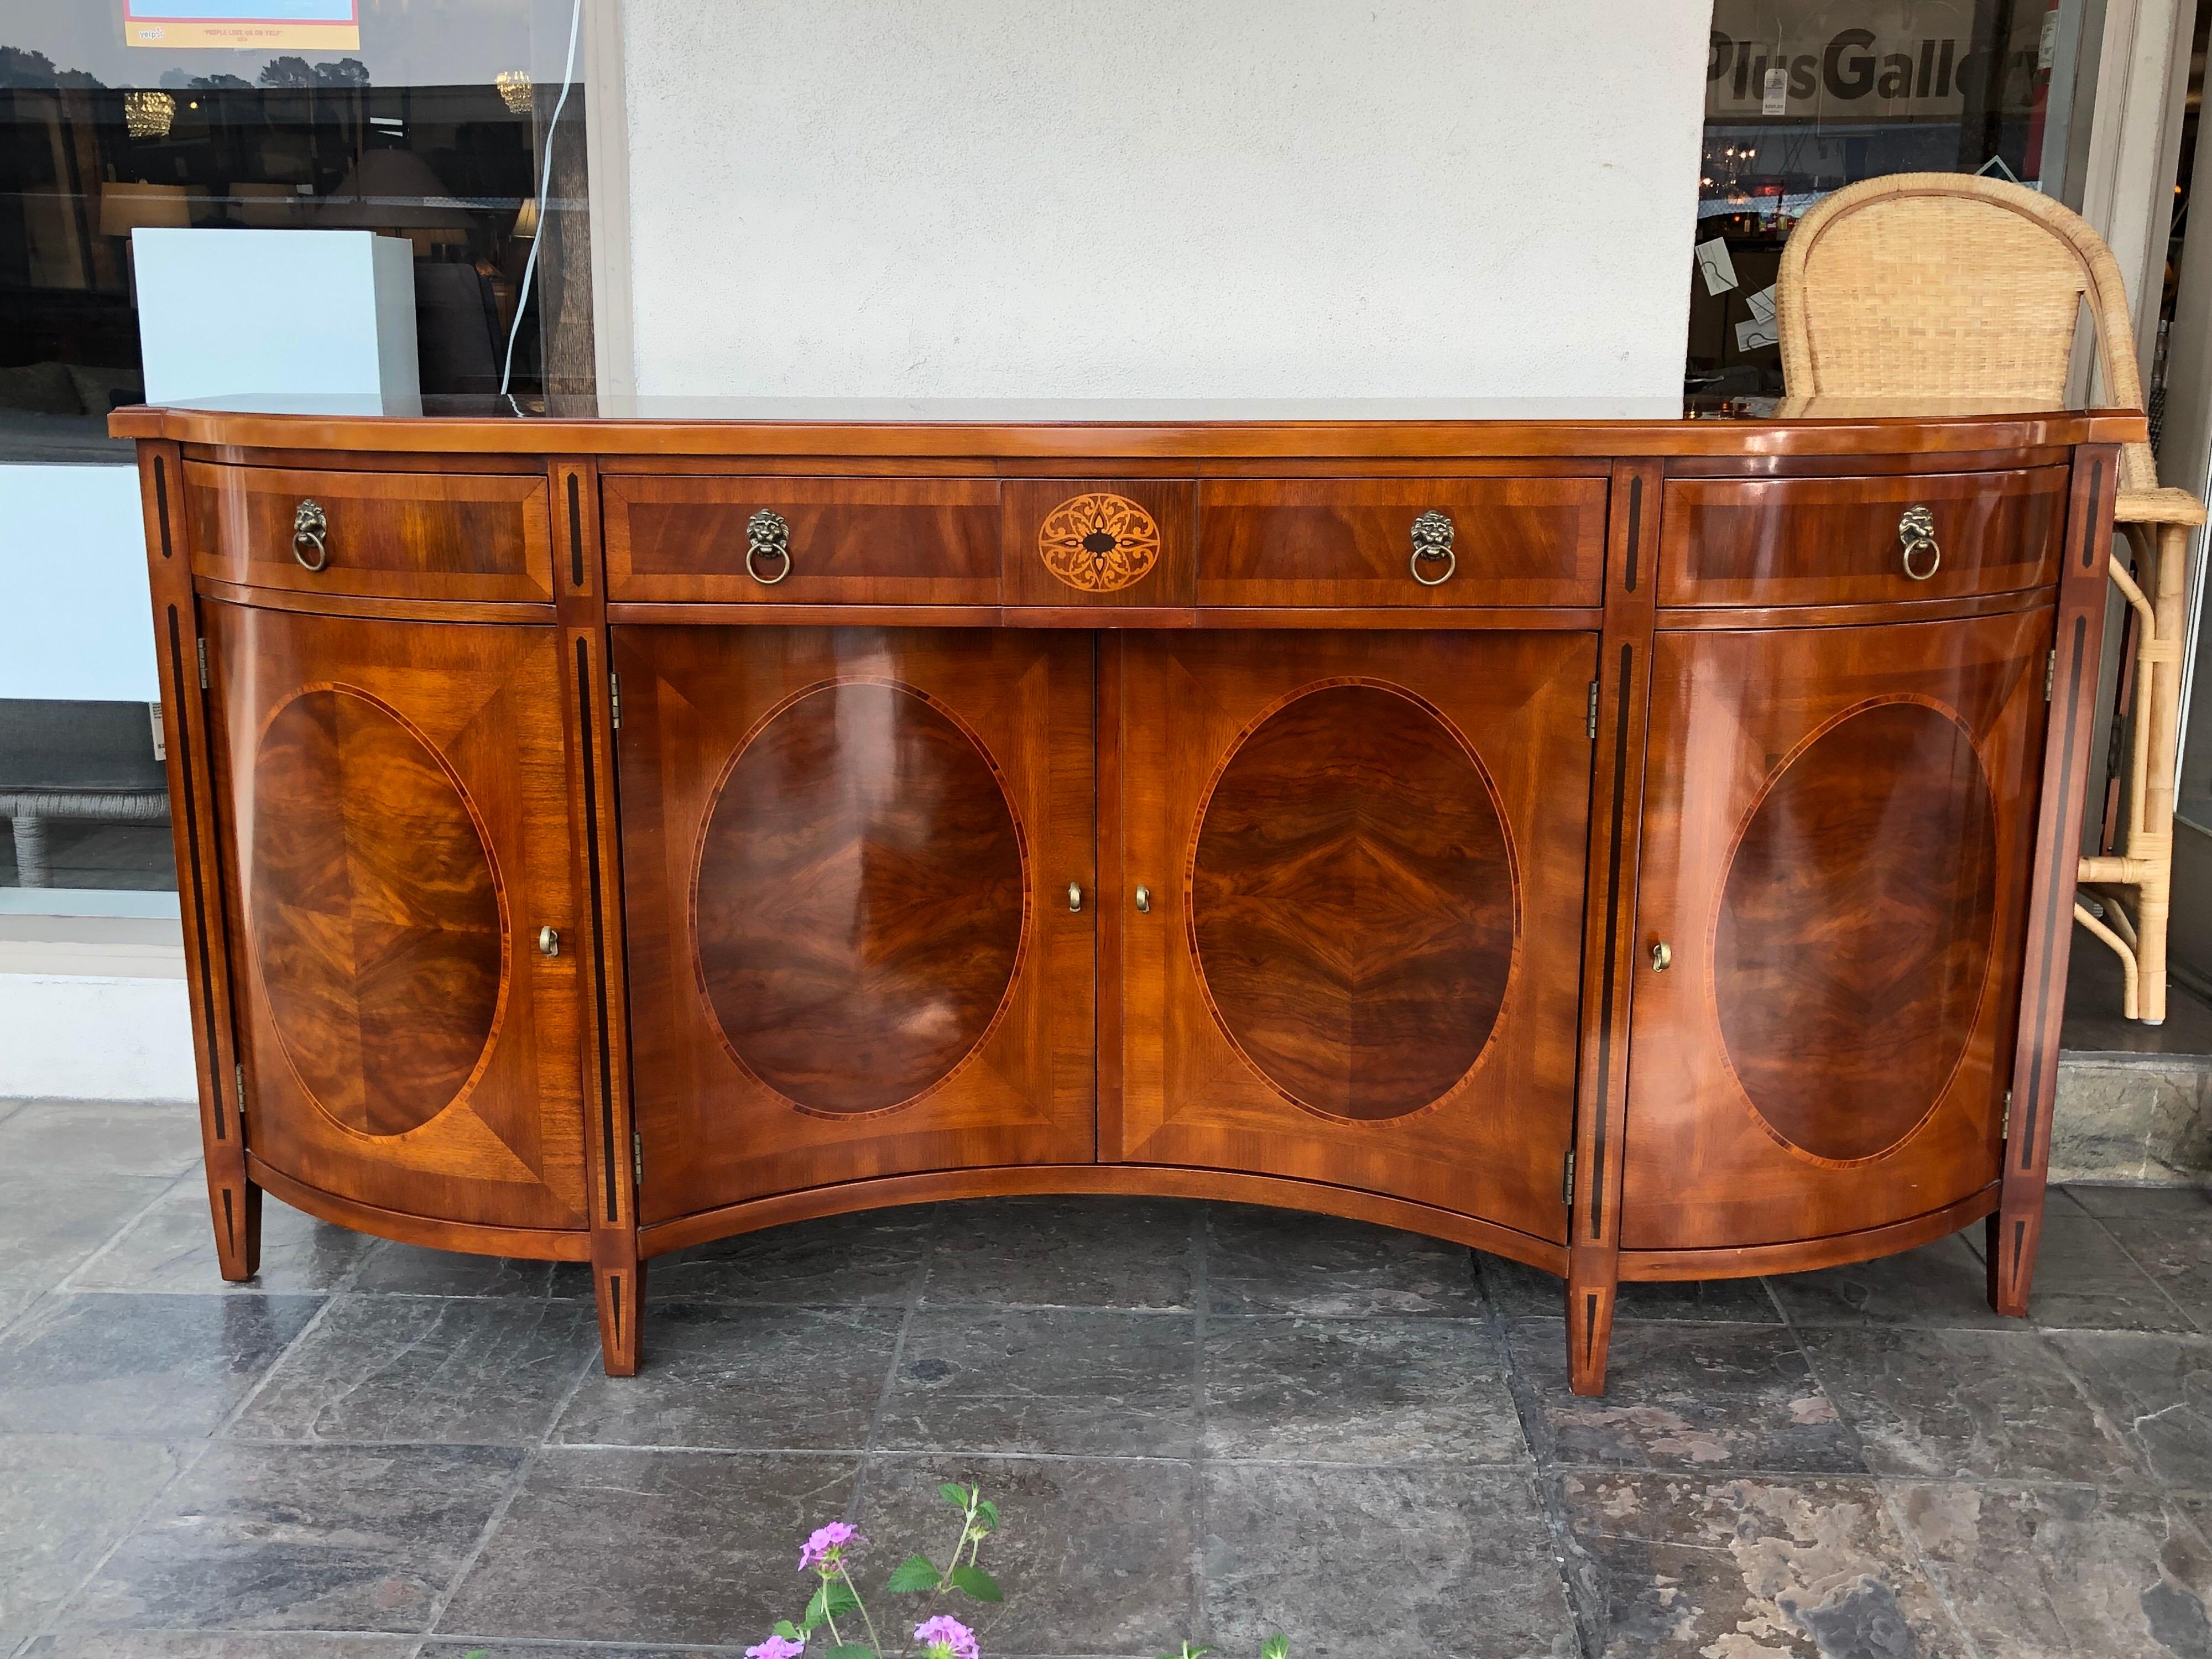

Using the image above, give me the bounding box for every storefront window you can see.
[0,1,591,900]
[1687,0,2093,399]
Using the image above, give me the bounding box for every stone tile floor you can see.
[0,1097,2206,1658]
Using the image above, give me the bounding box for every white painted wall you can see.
[0,975,195,1101]
[620,1,1713,399]
[0,465,156,703]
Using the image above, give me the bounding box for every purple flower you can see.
[914,1613,981,1659]
[745,1638,805,1659]
[798,1520,864,1574]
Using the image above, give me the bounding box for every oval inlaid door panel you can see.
[251,687,507,1138]
[694,679,1027,1116]
[1715,698,1999,1162]
[1189,681,1515,1121]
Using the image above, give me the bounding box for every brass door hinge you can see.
[1562,1145,1577,1207]
[2045,649,2056,701]
[609,670,622,729]
[632,1128,643,1182]
[234,1063,247,1124]
[197,637,208,689]
[1586,680,1600,739]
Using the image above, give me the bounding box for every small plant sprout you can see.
[746,1482,1286,1659]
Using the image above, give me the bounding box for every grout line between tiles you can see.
[2063,1194,2205,1334]
[847,1216,929,1524]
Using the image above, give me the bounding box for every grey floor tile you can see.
[61,1440,522,1633]
[1514,1320,1863,1475]
[2101,1215,2212,1332]
[648,1209,931,1307]
[555,1303,902,1451]
[348,1241,592,1299]
[0,1173,171,1329]
[1206,1204,1484,1318]
[1799,1327,2145,1483]
[879,1308,1196,1458]
[0,1292,322,1436]
[22,1637,419,1656]
[1203,1315,1524,1465]
[1559,1470,1962,1658]
[70,1186,376,1296]
[1766,1234,2010,1329]
[2063,1182,2212,1219]
[858,1454,1197,1658]
[0,1437,182,1637]
[1892,1481,2212,1656]
[920,1197,1196,1310]
[1203,1461,1575,1658]
[1483,1253,1778,1323]
[228,1295,598,1446]
[2022,1214,2198,1332]
[435,1448,859,1647]
[0,1103,201,1180]
[2048,1331,2212,1489]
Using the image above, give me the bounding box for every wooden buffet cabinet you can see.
[114,396,2137,1395]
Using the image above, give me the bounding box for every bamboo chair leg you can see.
[2079,523,2186,1024]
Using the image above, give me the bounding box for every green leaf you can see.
[802,1583,830,1631]
[938,1480,972,1509]
[974,1498,1000,1531]
[884,1553,941,1594]
[773,1621,804,1642]
[821,1576,862,1617]
[948,1563,1003,1603]
[1262,1639,1290,1659]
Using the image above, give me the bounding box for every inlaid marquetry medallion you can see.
[1036,492,1161,592]
[1188,681,1515,1122]
[1715,698,1999,1163]
[693,679,1027,1117]
[250,687,507,1138]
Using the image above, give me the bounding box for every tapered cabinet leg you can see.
[593,1247,644,1375]
[1986,1205,2039,1317]
[1565,1261,1616,1396]
[207,1168,261,1281]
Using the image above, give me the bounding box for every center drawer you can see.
[602,475,1001,603]
[1198,477,1609,607]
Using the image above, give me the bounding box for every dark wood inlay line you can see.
[577,634,620,1224]
[568,472,584,590]
[154,456,171,559]
[167,604,223,1142]
[1590,641,1632,1240]
[1623,475,1641,592]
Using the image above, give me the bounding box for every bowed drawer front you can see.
[1657,466,2068,608]
[602,475,1003,604]
[1198,477,1609,607]
[185,462,554,603]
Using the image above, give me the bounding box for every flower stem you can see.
[838,1565,884,1657]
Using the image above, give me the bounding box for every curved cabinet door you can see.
[613,626,1097,1223]
[1620,608,2052,1251]
[1112,630,1597,1244]
[205,601,589,1233]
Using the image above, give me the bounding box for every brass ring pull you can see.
[745,508,792,585]
[291,499,328,571]
[1650,941,1672,972]
[1898,505,1940,582]
[1068,881,1083,913]
[538,925,560,957]
[1135,884,1152,914]
[1410,509,1456,586]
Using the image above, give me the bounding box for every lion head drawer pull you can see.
[1410,509,1457,586]
[1898,504,1940,582]
[291,499,328,571]
[745,508,792,585]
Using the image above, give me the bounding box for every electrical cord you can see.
[499,0,583,404]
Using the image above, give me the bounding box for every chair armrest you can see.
[2115,486,2209,526]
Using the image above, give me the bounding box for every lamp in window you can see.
[122,90,174,140]
[511,196,539,239]
[318,147,475,257]
[495,70,533,114]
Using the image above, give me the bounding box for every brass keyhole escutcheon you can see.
[1135,884,1152,914]
[1651,940,1672,972]
[1068,881,1083,913]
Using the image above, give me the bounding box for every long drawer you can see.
[185,462,553,603]
[603,475,1002,603]
[1197,477,1609,607]
[1657,467,2069,608]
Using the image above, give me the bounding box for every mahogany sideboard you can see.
[113,395,2139,1395]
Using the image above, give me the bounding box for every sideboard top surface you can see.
[112,394,2145,460]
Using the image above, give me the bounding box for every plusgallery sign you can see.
[1709,0,2054,121]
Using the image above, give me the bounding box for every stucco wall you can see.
[620,1,1713,399]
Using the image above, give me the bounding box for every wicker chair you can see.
[1775,171,2208,1024]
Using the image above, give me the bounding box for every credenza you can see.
[113,396,2137,1394]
